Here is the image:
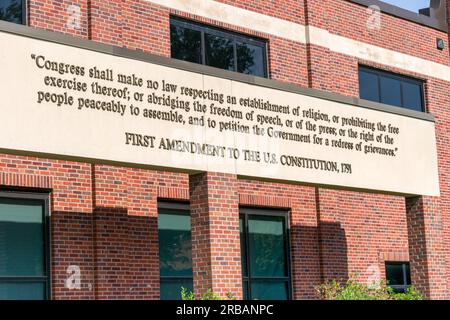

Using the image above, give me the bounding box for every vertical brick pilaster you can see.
[406,196,448,299]
[189,172,242,299]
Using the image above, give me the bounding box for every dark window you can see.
[385,262,411,293]
[170,17,268,77]
[0,192,50,300]
[0,0,25,24]
[240,208,291,300]
[205,33,235,71]
[170,23,202,64]
[358,66,425,112]
[158,202,192,300]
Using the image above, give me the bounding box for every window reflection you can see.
[170,18,268,77]
[0,0,23,24]
[240,211,291,300]
[158,206,193,300]
[0,196,48,300]
[205,33,235,71]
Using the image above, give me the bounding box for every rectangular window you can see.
[0,0,26,25]
[170,17,268,78]
[158,202,192,300]
[240,208,291,300]
[358,66,425,112]
[385,262,411,293]
[0,191,50,300]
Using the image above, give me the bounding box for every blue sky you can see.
[380,0,430,12]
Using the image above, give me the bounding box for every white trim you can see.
[306,26,450,82]
[147,0,450,82]
[148,0,305,42]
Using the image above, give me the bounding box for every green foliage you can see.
[225,292,237,300]
[200,289,222,300]
[181,287,195,300]
[388,286,423,300]
[316,279,423,300]
[181,287,236,300]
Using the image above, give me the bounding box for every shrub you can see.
[388,287,423,300]
[181,287,236,300]
[316,279,423,300]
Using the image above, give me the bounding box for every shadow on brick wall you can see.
[93,207,159,300]
[290,222,348,299]
[52,209,348,299]
[51,211,96,300]
[319,221,348,283]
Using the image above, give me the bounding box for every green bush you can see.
[181,287,236,300]
[388,286,423,300]
[316,279,423,300]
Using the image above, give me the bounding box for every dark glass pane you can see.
[237,42,265,77]
[380,76,402,107]
[240,217,247,277]
[402,81,423,112]
[390,286,407,294]
[359,69,380,102]
[243,280,249,300]
[158,210,192,277]
[0,282,46,300]
[248,216,286,277]
[385,263,405,286]
[170,24,202,64]
[0,198,45,277]
[251,281,288,300]
[405,263,411,285]
[0,0,22,24]
[160,280,193,300]
[205,33,235,71]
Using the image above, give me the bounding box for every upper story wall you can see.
[327,0,449,66]
[25,0,450,85]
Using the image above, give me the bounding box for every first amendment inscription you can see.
[0,28,440,196]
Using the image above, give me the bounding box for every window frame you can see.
[0,190,51,300]
[157,201,192,300]
[239,207,292,300]
[358,65,426,112]
[170,16,269,78]
[385,261,411,293]
[21,0,26,25]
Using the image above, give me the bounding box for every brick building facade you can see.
[0,0,449,300]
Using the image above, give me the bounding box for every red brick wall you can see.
[0,0,448,299]
[329,0,449,66]
[302,0,450,298]
[29,0,89,38]
[0,154,94,299]
[190,172,242,298]
[316,189,409,284]
[406,196,448,299]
